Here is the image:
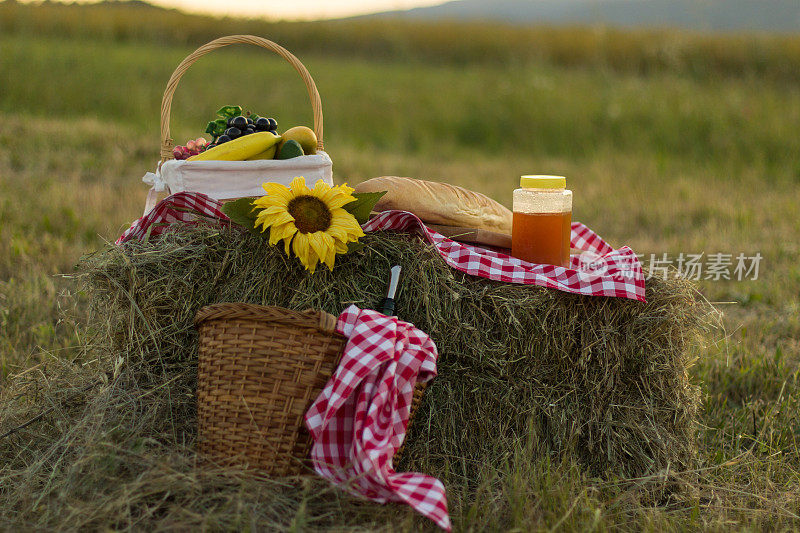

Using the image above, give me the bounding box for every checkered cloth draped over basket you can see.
[116,191,646,301]
[304,304,449,530]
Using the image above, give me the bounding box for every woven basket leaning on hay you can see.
[142,35,333,215]
[194,302,426,476]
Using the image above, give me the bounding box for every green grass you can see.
[1,8,799,531]
[2,34,799,168]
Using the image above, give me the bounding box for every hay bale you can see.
[74,223,710,485]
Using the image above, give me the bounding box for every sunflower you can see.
[253,177,365,273]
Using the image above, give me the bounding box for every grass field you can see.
[1,3,800,530]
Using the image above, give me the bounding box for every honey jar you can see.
[511,175,572,267]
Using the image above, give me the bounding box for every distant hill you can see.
[367,0,800,33]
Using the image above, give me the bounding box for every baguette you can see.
[353,176,512,234]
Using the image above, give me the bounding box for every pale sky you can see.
[30,0,451,20]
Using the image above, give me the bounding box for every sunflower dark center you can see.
[287,195,332,233]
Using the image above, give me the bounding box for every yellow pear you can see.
[279,126,317,155]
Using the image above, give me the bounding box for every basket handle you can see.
[160,35,324,163]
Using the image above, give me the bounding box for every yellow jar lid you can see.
[520,175,566,189]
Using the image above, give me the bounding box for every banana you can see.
[187,132,282,162]
[244,144,278,160]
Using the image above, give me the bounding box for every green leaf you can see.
[346,240,366,253]
[343,191,387,225]
[217,105,242,119]
[213,118,227,136]
[220,198,261,235]
[205,119,227,139]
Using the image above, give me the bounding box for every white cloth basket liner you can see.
[142,151,333,214]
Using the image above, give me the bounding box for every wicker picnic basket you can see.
[142,35,333,215]
[195,303,425,476]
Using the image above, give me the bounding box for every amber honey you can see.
[511,211,572,267]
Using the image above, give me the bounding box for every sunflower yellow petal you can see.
[292,231,309,258]
[312,179,332,196]
[253,195,285,210]
[313,181,344,205]
[267,225,282,245]
[289,177,312,197]
[325,193,357,210]
[325,223,348,242]
[256,210,294,229]
[321,237,337,270]
[305,231,323,259]
[276,221,299,241]
[312,180,355,208]
[307,250,319,273]
[331,209,365,238]
[292,232,318,272]
[334,240,349,254]
[319,231,336,254]
[269,221,297,245]
[323,250,336,271]
[253,213,270,229]
[305,246,319,274]
[260,182,294,204]
[338,182,355,196]
[306,231,333,265]
[253,204,286,216]
[254,216,278,233]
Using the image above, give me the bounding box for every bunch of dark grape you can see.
[212,115,278,146]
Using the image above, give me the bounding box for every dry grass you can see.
[0,223,716,529]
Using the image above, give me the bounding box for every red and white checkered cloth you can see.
[363,210,644,301]
[117,191,645,301]
[116,192,230,244]
[304,305,449,530]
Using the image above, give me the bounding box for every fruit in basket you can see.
[205,106,280,145]
[231,116,248,130]
[187,131,281,162]
[279,126,317,155]
[276,139,304,160]
[245,144,279,160]
[172,137,209,160]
